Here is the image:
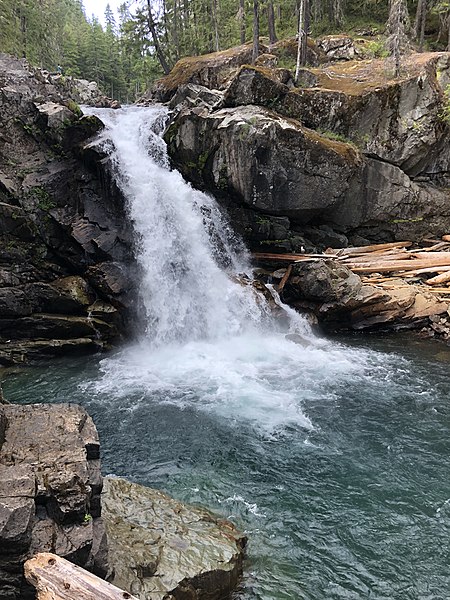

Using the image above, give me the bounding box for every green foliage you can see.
[318,129,354,145]
[66,100,82,117]
[0,0,446,105]
[440,85,450,124]
[28,186,56,211]
[360,39,390,58]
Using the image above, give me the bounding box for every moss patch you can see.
[156,42,257,97]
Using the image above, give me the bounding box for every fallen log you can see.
[419,241,450,252]
[405,266,450,276]
[332,241,412,256]
[442,235,450,242]
[349,257,450,273]
[24,553,138,600]
[341,251,411,263]
[425,271,450,286]
[407,251,450,259]
[425,287,450,294]
[252,252,336,262]
[278,264,292,293]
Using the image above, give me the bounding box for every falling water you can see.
[85,105,346,430]
[82,105,396,433]
[91,105,287,344]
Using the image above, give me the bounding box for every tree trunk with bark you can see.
[414,0,427,50]
[212,0,220,51]
[239,0,246,43]
[146,0,171,75]
[386,0,411,77]
[268,1,278,44]
[295,0,307,82]
[252,0,260,63]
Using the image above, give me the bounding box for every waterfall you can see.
[85,106,367,433]
[90,105,310,345]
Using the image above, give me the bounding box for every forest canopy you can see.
[0,0,449,102]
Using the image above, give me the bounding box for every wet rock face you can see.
[0,54,137,364]
[102,477,246,600]
[0,404,108,599]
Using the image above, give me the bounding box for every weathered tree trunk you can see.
[239,0,246,43]
[386,0,411,77]
[331,0,344,27]
[268,1,278,44]
[252,0,260,64]
[146,0,171,75]
[448,13,450,50]
[295,0,307,82]
[25,553,139,600]
[212,0,220,51]
[173,0,180,60]
[20,12,27,58]
[414,0,427,49]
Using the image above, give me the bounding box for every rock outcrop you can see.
[163,48,450,248]
[142,42,269,103]
[102,477,247,600]
[0,54,136,364]
[278,259,450,332]
[0,403,108,599]
[277,52,450,176]
[166,105,361,221]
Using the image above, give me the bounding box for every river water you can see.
[5,106,450,599]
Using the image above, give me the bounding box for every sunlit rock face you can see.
[163,48,450,245]
[102,476,247,600]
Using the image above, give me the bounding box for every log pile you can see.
[253,237,450,298]
[252,237,450,339]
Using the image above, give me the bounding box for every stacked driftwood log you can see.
[253,236,450,298]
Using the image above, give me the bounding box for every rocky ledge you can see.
[0,403,107,599]
[0,54,136,364]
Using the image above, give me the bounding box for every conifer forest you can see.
[0,0,449,102]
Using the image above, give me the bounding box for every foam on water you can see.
[85,106,390,433]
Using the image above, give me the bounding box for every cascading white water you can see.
[91,105,295,344]
[85,106,376,432]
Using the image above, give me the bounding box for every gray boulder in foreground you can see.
[102,476,247,600]
[0,403,108,599]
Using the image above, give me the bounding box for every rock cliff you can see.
[0,54,136,364]
[160,44,450,252]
